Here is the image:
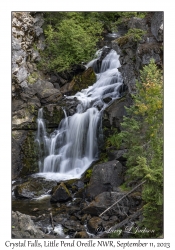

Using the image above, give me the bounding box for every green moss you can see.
[60,182,71,196]
[27,71,39,84]
[85,169,93,179]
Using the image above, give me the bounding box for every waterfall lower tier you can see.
[35,48,123,181]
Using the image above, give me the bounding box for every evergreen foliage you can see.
[38,12,103,72]
[108,59,163,237]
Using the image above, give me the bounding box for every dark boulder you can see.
[103,95,132,131]
[86,160,124,199]
[50,182,71,203]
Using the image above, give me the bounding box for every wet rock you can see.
[103,96,112,103]
[63,220,85,232]
[75,231,89,238]
[43,104,65,129]
[14,180,43,199]
[50,182,71,203]
[12,211,44,238]
[94,47,112,73]
[14,177,56,198]
[61,67,96,95]
[86,160,124,199]
[151,12,163,42]
[103,95,132,131]
[87,217,103,234]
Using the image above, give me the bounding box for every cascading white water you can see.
[35,48,123,181]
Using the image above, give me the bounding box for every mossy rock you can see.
[43,105,65,129]
[27,71,40,84]
[14,179,43,199]
[50,182,72,203]
[12,106,38,130]
[68,67,96,95]
[20,131,39,176]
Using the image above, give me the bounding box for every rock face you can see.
[151,12,163,42]
[112,12,163,94]
[12,211,44,238]
[11,12,66,179]
[86,160,124,199]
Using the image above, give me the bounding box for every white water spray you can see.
[35,48,123,181]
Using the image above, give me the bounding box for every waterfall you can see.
[35,48,123,181]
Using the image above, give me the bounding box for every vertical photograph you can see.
[12,11,163,239]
